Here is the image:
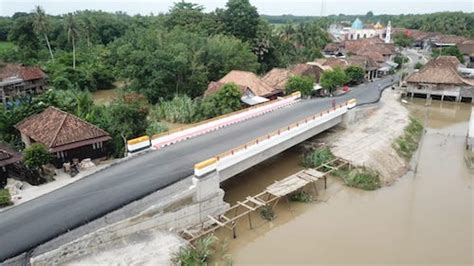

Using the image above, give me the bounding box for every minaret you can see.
[385,21,392,43]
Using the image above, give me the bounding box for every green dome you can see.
[351,18,364,29]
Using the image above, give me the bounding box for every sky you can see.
[0,0,473,17]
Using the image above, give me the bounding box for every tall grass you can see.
[302,147,334,168]
[393,117,423,160]
[154,95,200,124]
[335,167,381,191]
[173,235,217,266]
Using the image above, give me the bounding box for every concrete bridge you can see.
[0,76,398,262]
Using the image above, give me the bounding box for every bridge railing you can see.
[151,92,301,149]
[194,98,357,176]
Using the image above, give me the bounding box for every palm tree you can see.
[33,6,54,62]
[66,13,79,69]
[80,12,95,48]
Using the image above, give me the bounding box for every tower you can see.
[385,21,392,43]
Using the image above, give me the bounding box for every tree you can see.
[80,14,96,47]
[23,144,51,172]
[8,15,40,62]
[345,65,365,85]
[199,83,242,118]
[393,32,413,48]
[204,34,259,81]
[65,13,79,69]
[33,6,54,62]
[320,68,349,93]
[285,75,314,96]
[223,0,260,42]
[393,55,409,69]
[414,62,424,69]
[432,46,465,63]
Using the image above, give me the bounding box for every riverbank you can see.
[330,89,410,185]
[229,98,472,265]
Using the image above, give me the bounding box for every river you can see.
[217,99,473,265]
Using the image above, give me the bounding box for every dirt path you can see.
[331,89,410,185]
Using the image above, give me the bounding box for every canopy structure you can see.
[241,95,269,106]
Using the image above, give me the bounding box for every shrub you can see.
[0,189,12,207]
[393,117,423,160]
[146,121,168,136]
[23,144,51,171]
[414,62,424,69]
[302,147,335,169]
[156,95,199,124]
[173,235,217,265]
[290,191,313,202]
[260,205,276,221]
[340,167,381,191]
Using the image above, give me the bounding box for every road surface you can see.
[0,76,398,261]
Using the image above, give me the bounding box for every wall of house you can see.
[53,142,109,167]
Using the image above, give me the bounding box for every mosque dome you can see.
[351,18,364,29]
[374,21,384,29]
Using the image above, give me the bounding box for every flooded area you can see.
[218,99,473,265]
[92,88,119,104]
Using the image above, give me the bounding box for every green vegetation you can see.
[394,55,409,69]
[290,191,313,202]
[320,67,349,93]
[285,75,314,97]
[432,46,465,63]
[414,62,424,70]
[23,143,51,171]
[0,189,12,207]
[393,32,414,48]
[344,65,365,85]
[173,235,217,266]
[393,117,424,161]
[335,167,381,191]
[302,147,381,191]
[260,205,276,221]
[302,147,335,169]
[153,95,199,124]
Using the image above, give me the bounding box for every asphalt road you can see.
[0,75,398,261]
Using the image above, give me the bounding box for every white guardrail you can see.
[126,92,301,153]
[150,93,301,150]
[194,99,357,177]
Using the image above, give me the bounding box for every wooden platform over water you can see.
[177,158,349,243]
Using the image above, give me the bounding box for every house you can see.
[15,107,111,167]
[406,56,474,102]
[0,143,22,187]
[205,70,283,105]
[457,40,474,68]
[0,64,47,105]
[262,63,326,94]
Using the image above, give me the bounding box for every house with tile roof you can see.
[0,64,47,105]
[406,56,474,102]
[0,143,22,187]
[205,70,283,105]
[16,107,112,167]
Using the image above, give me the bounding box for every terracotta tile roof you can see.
[261,68,293,91]
[15,107,111,152]
[433,34,467,45]
[321,58,349,69]
[204,81,249,97]
[407,56,469,85]
[457,40,474,56]
[0,64,46,81]
[323,42,343,53]
[346,55,379,70]
[393,28,437,42]
[216,70,278,97]
[344,37,384,54]
[0,143,22,167]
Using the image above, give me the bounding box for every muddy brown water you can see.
[215,99,473,265]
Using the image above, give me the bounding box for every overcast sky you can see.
[1,0,473,16]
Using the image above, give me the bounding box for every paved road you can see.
[0,76,398,261]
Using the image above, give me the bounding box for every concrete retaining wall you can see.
[30,173,228,265]
[341,103,381,127]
